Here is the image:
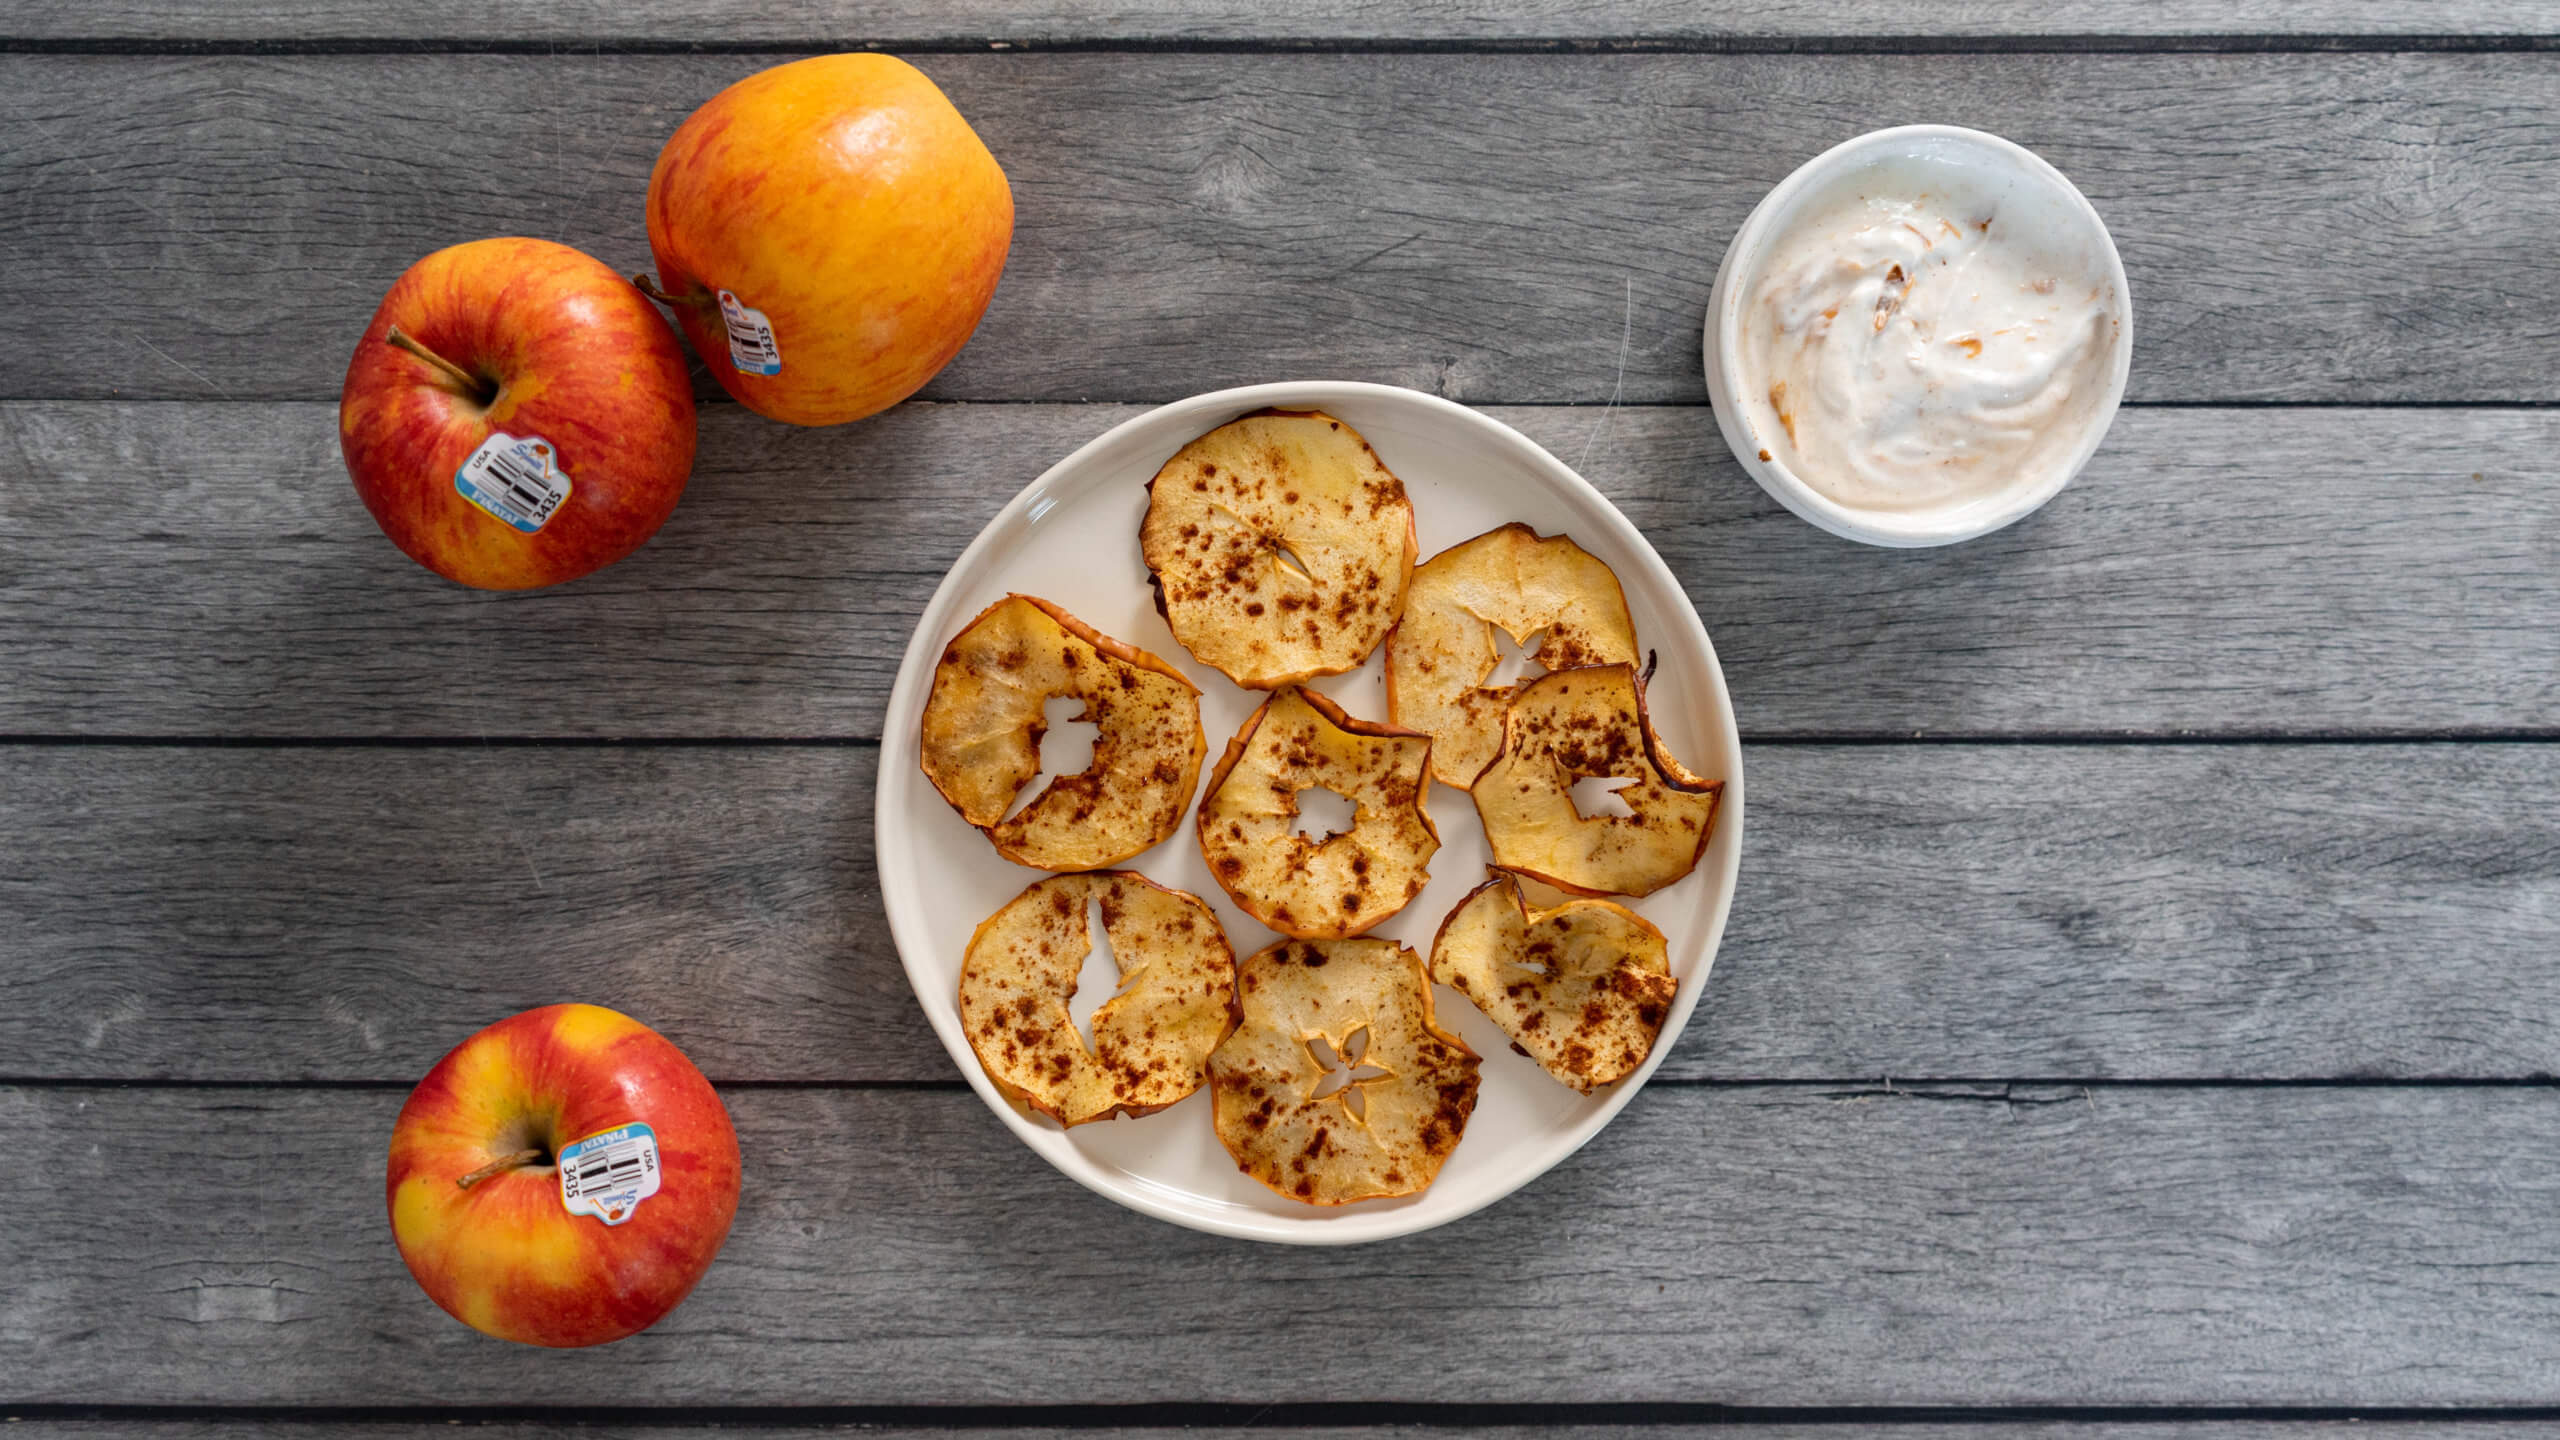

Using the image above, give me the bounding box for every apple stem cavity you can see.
[384,324,497,406]
[455,1147,547,1190]
[632,273,715,311]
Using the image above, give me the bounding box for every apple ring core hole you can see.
[1291,784,1358,844]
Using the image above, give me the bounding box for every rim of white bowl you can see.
[1703,124,2134,548]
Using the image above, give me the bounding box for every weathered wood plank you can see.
[7,741,2554,1083]
[4,403,2553,739]
[11,1,2551,45]
[8,1084,2560,1405]
[4,52,2556,403]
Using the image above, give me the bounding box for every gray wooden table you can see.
[7,2,2560,1435]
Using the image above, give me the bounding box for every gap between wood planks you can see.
[14,1400,2560,1425]
[12,394,2560,409]
[3,36,2558,56]
[5,734,2560,747]
[7,1077,2553,1091]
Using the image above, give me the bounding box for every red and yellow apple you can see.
[386,1003,741,1347]
[642,54,1013,426]
[340,237,697,590]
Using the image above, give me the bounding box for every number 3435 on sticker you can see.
[454,431,573,534]
[718,290,783,376]
[558,1122,663,1226]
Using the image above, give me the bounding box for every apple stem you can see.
[632,273,715,311]
[456,1148,547,1190]
[384,325,497,406]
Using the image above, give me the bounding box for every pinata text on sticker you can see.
[556,1122,662,1226]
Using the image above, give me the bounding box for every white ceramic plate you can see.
[876,381,1745,1244]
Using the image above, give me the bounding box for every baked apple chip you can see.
[960,871,1238,1126]
[1387,523,1639,789]
[1140,409,1417,689]
[920,595,1203,872]
[1209,937,1481,1205]
[1430,873,1676,1093]
[1472,662,1722,898]
[1197,686,1437,939]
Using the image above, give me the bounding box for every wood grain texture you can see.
[10,1084,2560,1406]
[20,1414,2560,1424]
[11,0,2553,45]
[7,741,2555,1083]
[5,51,2558,404]
[5,403,2556,741]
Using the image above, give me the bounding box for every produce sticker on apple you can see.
[716,291,783,376]
[453,432,573,534]
[557,1122,662,1225]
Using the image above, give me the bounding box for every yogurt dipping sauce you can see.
[1735,150,2124,516]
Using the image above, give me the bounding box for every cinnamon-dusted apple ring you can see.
[1140,409,1417,689]
[1385,523,1639,789]
[1209,937,1481,1205]
[959,871,1238,1126]
[1471,661,1722,898]
[1429,873,1677,1093]
[1196,686,1437,939]
[920,594,1203,872]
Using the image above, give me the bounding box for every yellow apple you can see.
[642,54,1014,426]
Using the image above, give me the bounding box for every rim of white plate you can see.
[875,380,1746,1244]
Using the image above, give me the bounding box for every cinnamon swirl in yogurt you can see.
[1742,165,2122,515]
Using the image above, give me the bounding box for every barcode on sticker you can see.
[718,290,782,376]
[557,1122,662,1227]
[454,432,572,534]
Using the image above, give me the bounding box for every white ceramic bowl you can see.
[876,381,1745,1244]
[1703,124,2133,548]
